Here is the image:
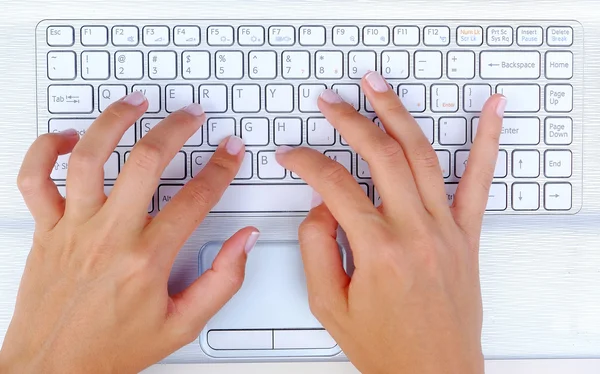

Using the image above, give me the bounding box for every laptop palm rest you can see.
[198,240,345,358]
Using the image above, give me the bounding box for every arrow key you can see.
[512,150,540,178]
[544,183,572,211]
[512,183,540,211]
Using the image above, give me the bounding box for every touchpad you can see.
[198,240,345,358]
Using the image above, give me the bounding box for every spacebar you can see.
[158,183,313,213]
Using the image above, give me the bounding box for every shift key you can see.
[48,85,94,113]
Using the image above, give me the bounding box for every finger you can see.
[276,146,381,245]
[65,91,148,221]
[362,71,450,218]
[105,103,206,225]
[298,191,349,323]
[317,88,424,219]
[167,227,259,340]
[452,95,506,236]
[144,136,244,264]
[17,130,80,230]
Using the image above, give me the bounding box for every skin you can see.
[0,71,504,374]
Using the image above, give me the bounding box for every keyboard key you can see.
[269,26,295,46]
[161,151,187,180]
[545,117,573,145]
[208,26,234,46]
[141,118,202,146]
[207,330,272,350]
[495,151,508,178]
[381,51,409,79]
[112,26,139,46]
[414,117,434,144]
[47,26,74,46]
[512,150,540,178]
[115,51,143,79]
[299,84,326,112]
[81,26,108,46]
[333,26,359,46]
[199,84,228,113]
[512,183,540,211]
[439,117,467,145]
[456,26,483,46]
[132,85,160,113]
[315,51,343,79]
[182,51,211,79]
[143,26,170,46]
[47,52,76,80]
[363,26,389,46]
[455,151,506,178]
[545,85,573,112]
[149,51,177,79]
[486,183,507,211]
[398,84,426,112]
[81,51,110,80]
[487,26,513,46]
[463,84,491,112]
[299,26,326,46]
[166,84,193,113]
[233,84,261,113]
[480,51,540,79]
[52,152,119,180]
[496,84,540,112]
[207,118,236,146]
[517,26,543,46]
[257,151,286,179]
[424,26,450,46]
[308,118,336,146]
[547,27,573,46]
[414,51,442,79]
[447,51,475,79]
[49,118,134,147]
[545,150,572,177]
[544,183,572,210]
[99,84,126,112]
[265,84,294,113]
[436,150,451,178]
[241,118,269,146]
[472,117,540,145]
[238,26,265,46]
[545,52,573,79]
[274,329,336,350]
[274,117,302,146]
[249,51,277,79]
[282,51,310,79]
[393,26,420,46]
[332,84,360,110]
[174,26,200,46]
[445,183,458,206]
[349,51,376,79]
[324,151,352,173]
[48,85,93,114]
[191,151,253,179]
[216,51,243,79]
[357,156,371,179]
[431,84,459,112]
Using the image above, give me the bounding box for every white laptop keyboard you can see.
[36,20,582,215]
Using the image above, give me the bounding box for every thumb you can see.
[167,226,259,337]
[298,191,350,323]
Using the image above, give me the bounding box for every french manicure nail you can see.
[59,128,79,138]
[276,145,294,155]
[121,91,146,106]
[365,70,389,93]
[182,103,205,117]
[225,136,244,155]
[311,190,323,209]
[244,231,260,254]
[320,89,344,104]
[496,97,507,118]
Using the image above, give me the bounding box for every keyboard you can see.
[36,20,582,215]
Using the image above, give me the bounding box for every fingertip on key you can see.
[121,90,146,106]
[225,135,245,156]
[319,89,344,104]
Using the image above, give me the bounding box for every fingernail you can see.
[311,190,323,209]
[182,103,205,117]
[244,231,260,254]
[225,136,244,155]
[496,97,507,118]
[320,89,344,104]
[121,91,146,106]
[59,128,79,138]
[276,145,294,155]
[365,70,389,93]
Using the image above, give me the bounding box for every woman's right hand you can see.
[276,71,505,374]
